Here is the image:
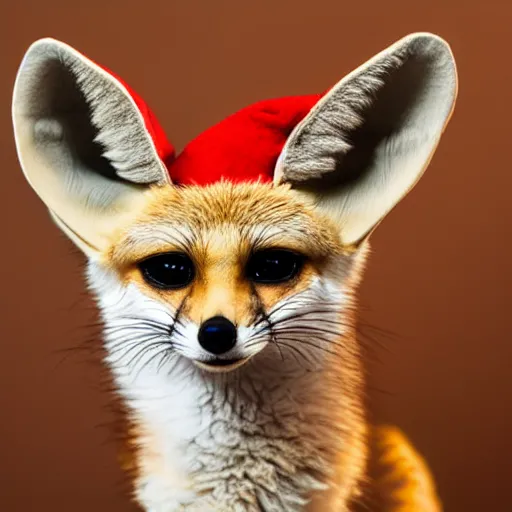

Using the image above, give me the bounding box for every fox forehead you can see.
[107,181,343,266]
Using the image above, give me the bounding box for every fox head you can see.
[12,34,457,378]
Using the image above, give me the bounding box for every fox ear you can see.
[274,33,458,247]
[12,38,173,258]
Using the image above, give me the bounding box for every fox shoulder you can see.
[354,425,442,512]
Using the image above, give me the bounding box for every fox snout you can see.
[195,316,248,371]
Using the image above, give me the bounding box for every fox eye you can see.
[138,253,195,289]
[246,249,304,284]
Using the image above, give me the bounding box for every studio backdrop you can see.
[0,1,510,511]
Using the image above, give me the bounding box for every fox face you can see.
[12,33,457,511]
[99,181,351,375]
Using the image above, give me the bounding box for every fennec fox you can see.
[12,32,457,511]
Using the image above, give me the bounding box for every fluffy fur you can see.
[85,182,367,511]
[277,35,456,184]
[16,39,169,185]
[11,32,457,511]
[275,34,457,246]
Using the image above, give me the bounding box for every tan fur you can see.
[106,181,344,326]
[352,426,442,511]
[96,181,441,510]
[12,33,456,512]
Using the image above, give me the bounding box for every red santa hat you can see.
[97,58,322,187]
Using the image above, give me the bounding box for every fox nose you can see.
[198,316,237,355]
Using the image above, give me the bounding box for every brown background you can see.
[0,1,510,511]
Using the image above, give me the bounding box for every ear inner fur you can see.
[12,38,172,255]
[274,32,458,246]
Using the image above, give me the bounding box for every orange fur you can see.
[352,426,442,511]
[12,33,457,512]
[96,181,441,510]
[106,181,343,326]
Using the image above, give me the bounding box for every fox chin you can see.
[12,31,456,511]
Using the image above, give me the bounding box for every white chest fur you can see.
[88,264,365,512]
[122,361,357,511]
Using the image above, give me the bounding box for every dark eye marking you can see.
[246,249,304,284]
[138,252,195,290]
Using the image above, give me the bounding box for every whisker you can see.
[133,345,174,381]
[111,316,171,331]
[244,337,268,351]
[275,341,313,368]
[251,289,333,324]
[107,336,168,366]
[106,330,165,354]
[126,340,171,371]
[103,324,168,340]
[252,307,342,334]
[272,325,344,339]
[273,336,341,358]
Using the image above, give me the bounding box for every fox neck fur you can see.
[87,246,367,511]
